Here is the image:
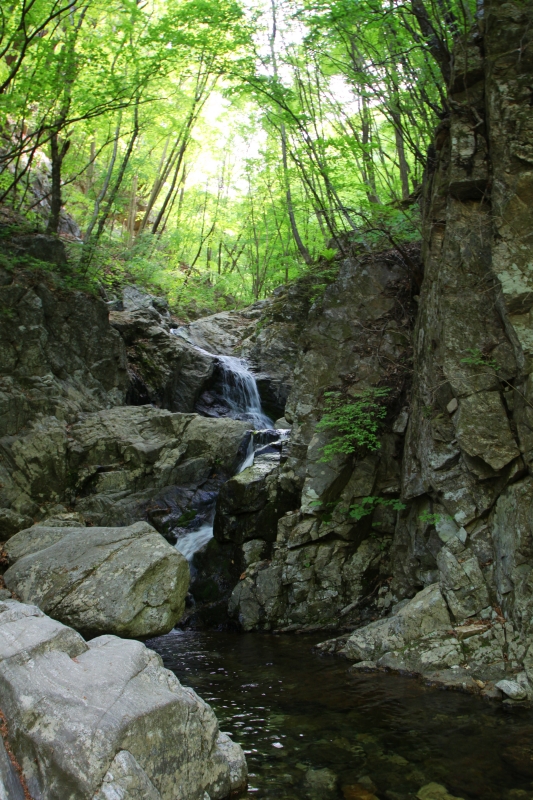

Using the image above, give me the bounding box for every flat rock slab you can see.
[4,521,189,638]
[0,600,247,800]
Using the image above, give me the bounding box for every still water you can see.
[148,630,533,800]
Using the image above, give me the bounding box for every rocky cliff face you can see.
[228,246,418,631]
[227,0,533,696]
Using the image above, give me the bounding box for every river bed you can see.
[148,630,533,800]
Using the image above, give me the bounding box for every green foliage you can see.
[461,349,500,371]
[349,496,406,521]
[418,511,453,526]
[1,0,473,309]
[317,388,390,462]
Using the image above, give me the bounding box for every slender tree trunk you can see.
[86,140,96,192]
[151,138,188,234]
[81,103,139,267]
[270,0,312,265]
[83,115,121,242]
[46,132,70,234]
[361,97,379,204]
[281,126,312,264]
[127,174,138,246]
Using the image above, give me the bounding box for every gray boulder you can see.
[110,307,215,412]
[341,584,452,662]
[0,600,247,799]
[214,453,298,549]
[4,521,189,638]
[0,405,249,533]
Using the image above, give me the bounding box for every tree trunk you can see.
[390,105,410,200]
[127,174,138,246]
[46,132,70,234]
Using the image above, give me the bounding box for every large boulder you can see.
[109,306,215,411]
[175,308,259,356]
[340,584,452,663]
[333,584,513,684]
[4,521,189,638]
[0,599,247,799]
[0,405,249,534]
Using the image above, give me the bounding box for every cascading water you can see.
[169,341,283,562]
[216,355,273,429]
[175,521,215,561]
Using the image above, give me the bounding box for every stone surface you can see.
[0,404,248,534]
[110,306,215,412]
[227,245,418,631]
[214,452,298,550]
[0,737,25,800]
[495,679,528,701]
[0,600,247,800]
[417,784,464,800]
[340,584,451,664]
[4,522,189,638]
[0,274,128,441]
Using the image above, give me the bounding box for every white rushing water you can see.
[175,523,214,562]
[217,355,273,429]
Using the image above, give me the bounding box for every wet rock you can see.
[110,307,215,412]
[495,680,528,701]
[1,405,249,531]
[342,784,379,800]
[4,521,189,638]
[422,669,481,694]
[214,452,298,552]
[0,509,33,542]
[179,309,257,356]
[340,584,451,663]
[0,599,247,799]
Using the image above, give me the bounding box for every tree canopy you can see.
[0,0,476,315]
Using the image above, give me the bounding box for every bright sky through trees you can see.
[0,0,474,315]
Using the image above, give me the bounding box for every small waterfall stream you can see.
[173,347,286,562]
[217,355,273,429]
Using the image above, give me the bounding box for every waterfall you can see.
[217,355,273,429]
[175,522,214,562]
[169,333,285,562]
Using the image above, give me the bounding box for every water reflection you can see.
[148,630,533,800]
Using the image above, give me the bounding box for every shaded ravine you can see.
[148,630,533,800]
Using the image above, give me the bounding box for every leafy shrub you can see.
[349,496,406,520]
[317,388,390,462]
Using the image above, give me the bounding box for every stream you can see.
[148,630,533,800]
